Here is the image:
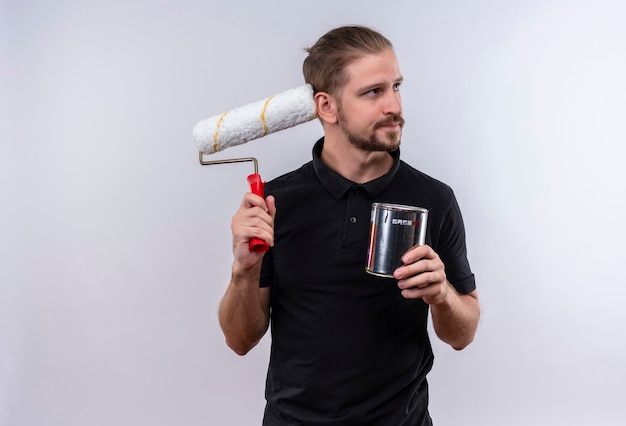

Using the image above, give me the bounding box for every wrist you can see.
[428,281,456,308]
[231,261,262,285]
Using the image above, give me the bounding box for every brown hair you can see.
[303,25,394,96]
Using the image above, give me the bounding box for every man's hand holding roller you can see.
[219,192,274,356]
[231,193,276,268]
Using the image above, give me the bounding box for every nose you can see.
[383,90,402,115]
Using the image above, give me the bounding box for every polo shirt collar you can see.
[312,137,400,199]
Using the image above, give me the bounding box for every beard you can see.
[338,108,405,152]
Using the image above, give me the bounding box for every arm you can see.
[394,245,480,350]
[429,288,479,350]
[219,277,271,356]
[218,192,276,355]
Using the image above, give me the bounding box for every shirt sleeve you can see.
[436,191,476,294]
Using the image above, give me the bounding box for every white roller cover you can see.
[193,84,317,154]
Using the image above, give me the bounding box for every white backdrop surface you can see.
[2,0,625,425]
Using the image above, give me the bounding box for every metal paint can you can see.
[366,203,429,278]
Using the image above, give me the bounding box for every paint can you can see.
[366,203,429,278]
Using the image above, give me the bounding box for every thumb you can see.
[266,195,277,219]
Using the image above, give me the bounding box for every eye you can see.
[364,88,380,96]
[393,82,401,92]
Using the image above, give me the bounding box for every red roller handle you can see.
[247,173,270,253]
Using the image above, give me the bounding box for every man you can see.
[219,25,480,425]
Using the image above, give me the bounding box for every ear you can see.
[314,92,338,124]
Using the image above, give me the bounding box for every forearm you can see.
[218,263,270,356]
[430,287,480,350]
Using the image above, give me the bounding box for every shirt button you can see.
[349,216,357,224]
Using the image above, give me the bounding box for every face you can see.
[335,49,404,152]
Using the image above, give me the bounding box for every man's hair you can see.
[303,25,394,96]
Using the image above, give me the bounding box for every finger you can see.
[399,283,438,300]
[266,195,277,219]
[241,191,267,211]
[397,270,443,290]
[245,215,274,244]
[234,210,273,239]
[400,286,428,299]
[236,193,274,227]
[400,283,444,302]
[394,257,440,282]
[401,244,432,264]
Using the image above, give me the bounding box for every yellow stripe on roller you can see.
[260,96,274,136]
[212,112,228,152]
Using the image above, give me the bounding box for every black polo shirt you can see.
[260,138,475,425]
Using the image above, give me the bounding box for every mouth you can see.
[375,116,405,130]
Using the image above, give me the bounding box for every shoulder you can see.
[267,161,313,185]
[265,161,317,199]
[396,160,454,201]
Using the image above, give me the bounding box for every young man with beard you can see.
[218,25,480,425]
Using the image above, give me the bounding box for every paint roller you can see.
[194,84,317,252]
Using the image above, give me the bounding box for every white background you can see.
[2,0,625,425]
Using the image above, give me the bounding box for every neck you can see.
[320,134,394,184]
